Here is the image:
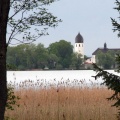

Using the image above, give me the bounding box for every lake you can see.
[7,70,120,88]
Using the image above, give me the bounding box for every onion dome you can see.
[75,33,83,43]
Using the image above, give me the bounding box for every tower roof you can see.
[92,43,120,55]
[75,33,83,43]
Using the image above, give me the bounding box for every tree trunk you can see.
[0,0,10,119]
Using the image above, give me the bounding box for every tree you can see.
[93,0,120,118]
[7,44,37,70]
[7,44,50,70]
[48,40,73,69]
[7,46,17,67]
[0,0,61,119]
[47,53,59,69]
[96,50,115,69]
[70,53,83,70]
[0,1,10,119]
[23,44,36,69]
[35,43,48,69]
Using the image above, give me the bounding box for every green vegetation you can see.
[96,50,117,69]
[5,85,20,120]
[7,40,84,70]
[8,40,120,70]
[0,0,61,119]
[93,0,120,119]
[48,40,73,69]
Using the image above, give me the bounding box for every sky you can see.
[35,0,119,56]
[9,0,120,57]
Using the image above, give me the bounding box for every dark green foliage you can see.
[93,0,120,101]
[48,40,73,69]
[0,0,61,119]
[6,86,20,111]
[47,53,59,69]
[8,0,62,46]
[96,50,116,69]
[111,0,120,37]
[70,53,83,70]
[93,61,120,119]
[7,64,17,71]
[93,0,120,118]
[93,63,120,107]
[4,85,20,120]
[116,54,120,72]
[7,41,84,70]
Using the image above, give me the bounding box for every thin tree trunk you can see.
[0,0,10,119]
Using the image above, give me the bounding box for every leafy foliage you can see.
[111,0,120,37]
[7,0,61,45]
[4,85,20,120]
[7,40,84,70]
[48,40,73,68]
[0,0,61,119]
[96,50,116,69]
[93,63,120,106]
[70,53,83,70]
[116,54,120,72]
[93,0,120,118]
[6,86,20,111]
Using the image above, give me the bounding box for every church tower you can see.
[104,42,107,50]
[74,33,84,58]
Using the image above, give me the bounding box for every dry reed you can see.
[5,85,117,120]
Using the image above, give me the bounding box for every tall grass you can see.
[5,79,117,120]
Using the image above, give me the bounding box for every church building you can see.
[85,43,120,64]
[74,33,84,59]
[74,33,120,66]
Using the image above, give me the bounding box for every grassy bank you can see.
[5,86,117,120]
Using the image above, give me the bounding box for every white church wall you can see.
[85,55,96,64]
[74,43,84,58]
[91,55,96,63]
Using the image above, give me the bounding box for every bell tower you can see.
[74,33,84,58]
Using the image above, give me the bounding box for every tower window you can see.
[76,44,77,47]
[79,44,80,47]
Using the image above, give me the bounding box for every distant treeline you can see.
[7,40,83,70]
[96,50,120,69]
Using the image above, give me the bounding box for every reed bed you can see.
[5,79,118,120]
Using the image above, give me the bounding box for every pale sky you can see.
[35,0,119,56]
[8,0,120,56]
